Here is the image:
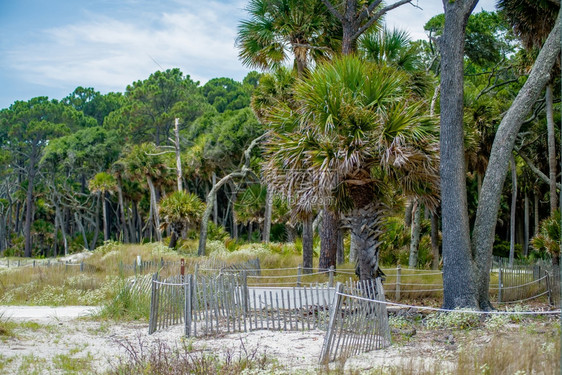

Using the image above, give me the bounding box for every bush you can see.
[425,309,481,330]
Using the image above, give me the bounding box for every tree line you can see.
[0,0,559,311]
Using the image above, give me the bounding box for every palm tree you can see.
[263,55,440,280]
[88,172,117,243]
[159,191,205,248]
[121,143,168,242]
[236,0,340,76]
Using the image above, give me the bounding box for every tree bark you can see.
[440,0,479,309]
[102,191,110,242]
[90,194,100,250]
[350,203,383,281]
[174,118,183,192]
[408,201,422,268]
[319,208,338,270]
[509,156,517,267]
[302,215,314,273]
[262,185,272,243]
[534,191,540,235]
[337,228,345,265]
[546,84,558,214]
[116,177,129,243]
[524,193,529,256]
[404,198,414,227]
[349,231,358,264]
[74,212,89,250]
[431,212,440,270]
[472,11,561,309]
[146,175,162,242]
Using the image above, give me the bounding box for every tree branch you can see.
[321,0,344,22]
[518,151,561,189]
[352,0,413,40]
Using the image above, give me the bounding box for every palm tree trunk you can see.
[546,84,558,214]
[319,208,338,270]
[116,177,129,243]
[90,194,101,250]
[103,191,109,242]
[534,191,540,236]
[408,201,422,268]
[262,185,272,243]
[350,203,383,281]
[302,215,314,273]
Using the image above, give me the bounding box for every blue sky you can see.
[0,0,497,109]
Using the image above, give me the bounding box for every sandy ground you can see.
[0,305,440,374]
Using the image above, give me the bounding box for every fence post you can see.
[33,260,36,268]
[80,261,84,272]
[498,266,502,303]
[545,273,553,306]
[184,274,193,336]
[255,257,261,276]
[148,273,159,334]
[242,270,249,313]
[180,258,185,277]
[319,282,344,365]
[395,265,401,301]
[328,266,335,287]
[297,264,302,287]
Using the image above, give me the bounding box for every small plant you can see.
[425,309,481,330]
[484,313,510,331]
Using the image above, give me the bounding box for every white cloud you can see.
[5,0,251,94]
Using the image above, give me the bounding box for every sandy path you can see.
[0,305,100,322]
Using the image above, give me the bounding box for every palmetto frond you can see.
[263,55,439,213]
[159,191,205,231]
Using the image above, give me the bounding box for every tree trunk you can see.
[116,177,129,243]
[90,194,100,250]
[337,228,344,265]
[440,0,479,309]
[302,215,314,273]
[350,203,384,281]
[546,84,558,214]
[319,208,338,270]
[534,192,540,236]
[212,172,218,225]
[168,231,178,249]
[404,198,414,227]
[74,212,89,250]
[408,201,422,268]
[24,152,37,257]
[174,118,183,192]
[262,185,272,243]
[431,212,440,270]
[472,12,561,310]
[509,156,517,267]
[286,224,297,242]
[103,191,110,242]
[146,175,162,242]
[523,192,530,257]
[349,231,358,264]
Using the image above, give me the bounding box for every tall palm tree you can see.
[236,0,340,76]
[159,191,205,248]
[88,172,117,243]
[264,56,440,280]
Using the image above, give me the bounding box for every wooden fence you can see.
[319,279,390,364]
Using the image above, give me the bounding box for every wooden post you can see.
[180,258,185,276]
[149,273,159,334]
[297,264,302,287]
[546,273,553,306]
[498,266,502,303]
[329,266,335,287]
[184,274,192,336]
[395,265,401,301]
[320,282,344,364]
